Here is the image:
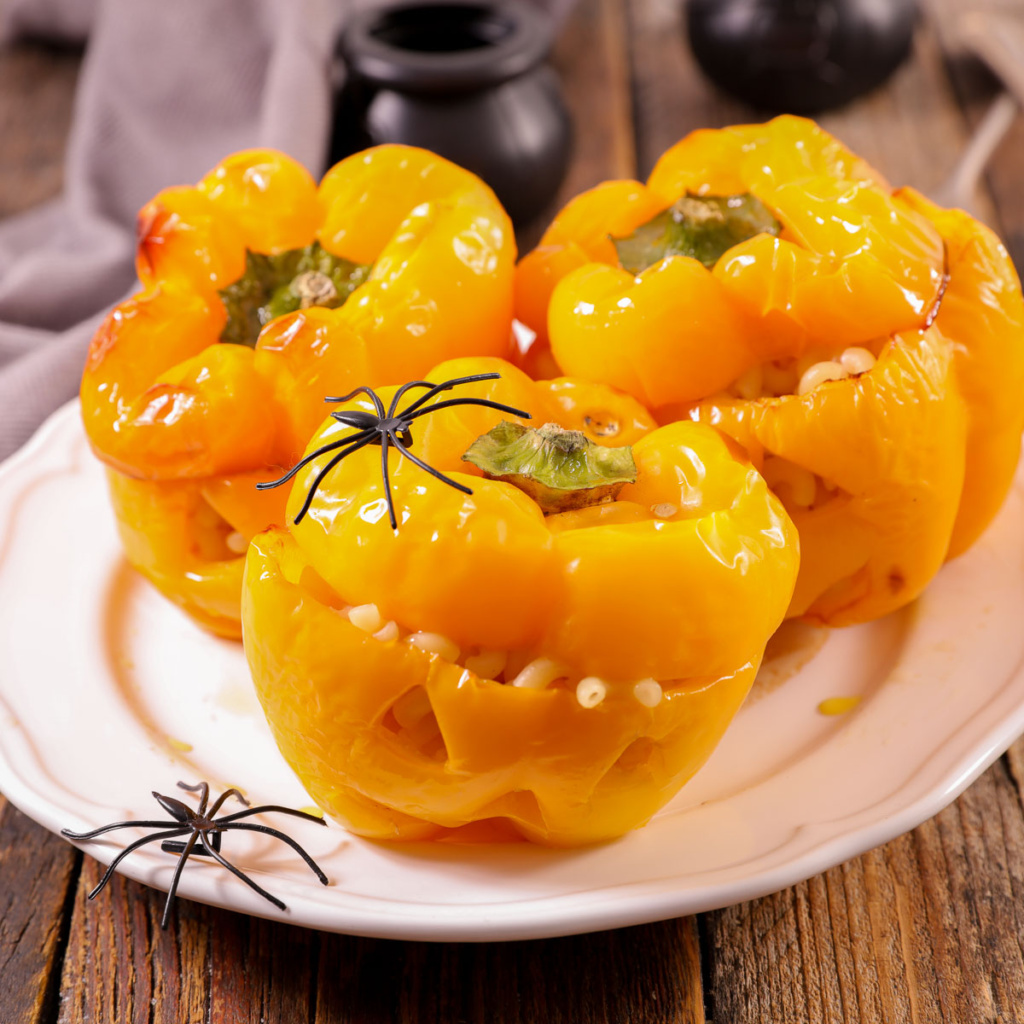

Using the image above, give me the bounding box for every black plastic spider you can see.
[61,781,328,929]
[257,372,532,529]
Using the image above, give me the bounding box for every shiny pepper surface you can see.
[80,147,516,637]
[242,357,799,844]
[517,117,1024,624]
[515,116,945,409]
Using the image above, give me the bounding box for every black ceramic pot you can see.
[334,0,573,226]
[687,0,918,114]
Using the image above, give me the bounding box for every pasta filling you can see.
[726,344,880,402]
[314,589,668,712]
[720,345,882,513]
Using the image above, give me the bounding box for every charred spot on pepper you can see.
[583,412,620,438]
[258,373,532,531]
[923,242,951,330]
[217,242,371,347]
[612,192,781,274]
[888,569,906,594]
[462,420,637,514]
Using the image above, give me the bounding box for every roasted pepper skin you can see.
[80,147,516,637]
[517,117,945,408]
[242,358,799,845]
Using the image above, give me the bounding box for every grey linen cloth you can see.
[0,0,346,460]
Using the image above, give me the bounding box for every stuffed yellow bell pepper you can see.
[80,146,516,636]
[242,357,799,845]
[516,116,1024,624]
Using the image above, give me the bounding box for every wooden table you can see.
[3,1,1024,1020]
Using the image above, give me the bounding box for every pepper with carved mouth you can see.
[242,357,799,845]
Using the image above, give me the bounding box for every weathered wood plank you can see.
[314,918,705,1024]
[56,856,326,1024]
[704,758,1024,1024]
[207,908,319,1023]
[517,0,638,251]
[52,869,707,1024]
[552,0,637,191]
[1003,734,1024,801]
[56,858,211,1024]
[626,0,748,175]
[0,797,80,1024]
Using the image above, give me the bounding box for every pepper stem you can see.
[613,191,781,274]
[462,421,637,514]
[218,243,370,347]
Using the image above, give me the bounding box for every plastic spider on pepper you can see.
[243,357,800,845]
[80,145,517,637]
[514,116,1024,625]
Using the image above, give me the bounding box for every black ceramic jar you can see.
[334,0,573,226]
[687,0,918,114]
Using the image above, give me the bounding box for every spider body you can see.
[61,781,328,929]
[258,372,532,529]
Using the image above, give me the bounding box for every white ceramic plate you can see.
[2,401,1024,942]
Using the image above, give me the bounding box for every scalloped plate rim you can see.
[0,401,1021,942]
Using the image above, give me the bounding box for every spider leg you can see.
[85,828,191,900]
[323,385,386,418]
[198,832,287,911]
[387,379,435,417]
[215,805,328,826]
[293,431,378,524]
[160,831,201,931]
[256,429,373,491]
[391,436,473,495]
[61,820,180,841]
[219,822,329,886]
[398,373,501,417]
[177,780,209,816]
[380,430,398,530]
[205,787,249,819]
[405,397,532,422]
[161,832,221,856]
